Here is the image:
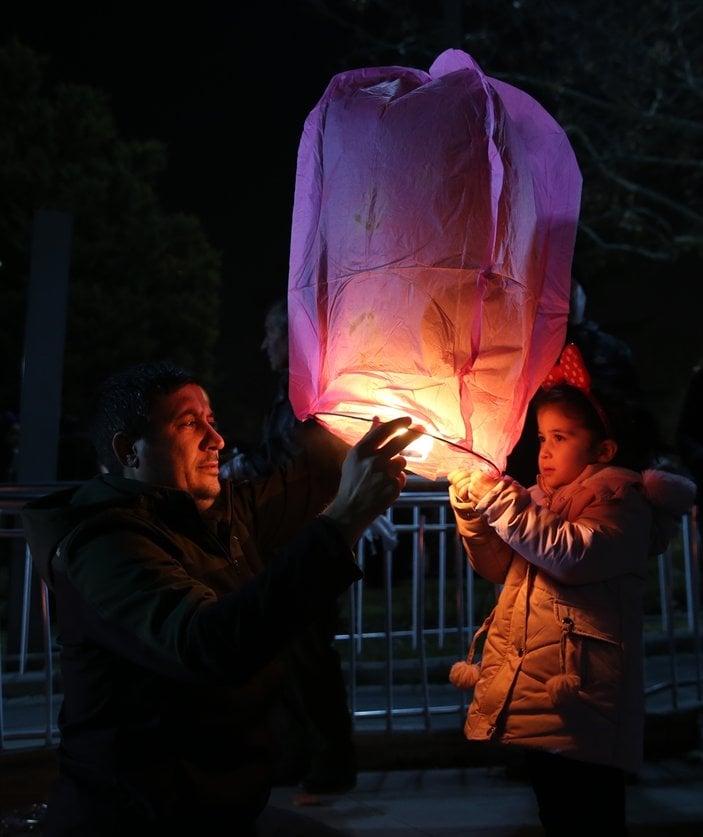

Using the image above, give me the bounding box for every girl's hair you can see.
[532,383,662,472]
[533,385,609,441]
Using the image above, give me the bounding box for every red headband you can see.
[541,343,613,437]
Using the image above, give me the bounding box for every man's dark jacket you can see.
[21,453,361,835]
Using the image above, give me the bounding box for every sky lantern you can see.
[287,49,582,480]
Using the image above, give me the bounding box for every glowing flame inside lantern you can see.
[400,430,433,464]
[321,413,436,464]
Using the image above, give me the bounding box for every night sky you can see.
[2,3,352,447]
[2,4,341,247]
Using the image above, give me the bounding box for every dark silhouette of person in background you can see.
[221,298,300,482]
[222,297,398,796]
[564,277,641,394]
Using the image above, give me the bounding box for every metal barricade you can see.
[1,480,702,752]
[0,484,74,750]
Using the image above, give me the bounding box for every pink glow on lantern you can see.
[288,49,582,480]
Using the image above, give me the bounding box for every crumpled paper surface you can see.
[288,49,581,479]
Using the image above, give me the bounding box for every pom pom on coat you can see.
[449,660,481,690]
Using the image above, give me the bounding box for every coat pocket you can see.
[547,600,623,709]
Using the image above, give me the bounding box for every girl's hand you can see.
[448,469,501,505]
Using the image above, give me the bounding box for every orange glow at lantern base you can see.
[313,410,502,480]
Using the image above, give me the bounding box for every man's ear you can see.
[596,439,618,464]
[113,432,139,469]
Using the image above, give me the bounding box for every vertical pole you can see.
[17,209,72,482]
[8,209,72,662]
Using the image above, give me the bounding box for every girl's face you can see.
[536,404,605,490]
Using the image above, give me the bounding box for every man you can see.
[21,360,420,836]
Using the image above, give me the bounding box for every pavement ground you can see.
[2,715,703,836]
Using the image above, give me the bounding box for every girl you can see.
[447,344,695,836]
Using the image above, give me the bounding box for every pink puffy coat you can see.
[449,464,695,773]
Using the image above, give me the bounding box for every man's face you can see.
[131,383,225,509]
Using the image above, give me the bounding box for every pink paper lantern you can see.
[288,49,581,480]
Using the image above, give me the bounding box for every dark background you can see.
[1,3,347,452]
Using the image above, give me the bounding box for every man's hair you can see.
[92,361,197,475]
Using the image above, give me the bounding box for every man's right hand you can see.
[322,417,423,547]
